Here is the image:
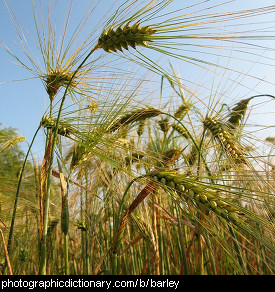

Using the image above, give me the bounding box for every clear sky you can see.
[1,0,275,161]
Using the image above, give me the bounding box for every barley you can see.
[112,181,157,254]
[40,116,72,138]
[87,101,98,114]
[227,98,252,129]
[70,144,89,171]
[152,171,243,225]
[172,123,190,139]
[61,199,69,235]
[0,136,25,151]
[186,145,198,166]
[98,22,156,53]
[108,106,162,132]
[125,152,144,165]
[75,220,87,232]
[161,148,182,167]
[44,70,76,101]
[203,116,246,163]
[137,120,146,137]
[174,103,191,119]
[158,117,170,134]
[47,219,59,236]
[265,137,275,145]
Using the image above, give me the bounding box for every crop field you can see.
[0,0,274,275]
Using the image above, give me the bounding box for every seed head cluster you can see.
[203,116,246,163]
[227,98,251,129]
[45,70,75,101]
[108,106,162,132]
[97,22,156,53]
[152,171,243,225]
[172,123,190,139]
[40,116,72,137]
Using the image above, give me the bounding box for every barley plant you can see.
[0,0,274,275]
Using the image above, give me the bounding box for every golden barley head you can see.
[98,22,156,53]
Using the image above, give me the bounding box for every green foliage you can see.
[1,0,275,276]
[0,125,29,178]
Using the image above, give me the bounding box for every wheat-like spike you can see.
[70,143,90,171]
[112,210,130,254]
[174,103,191,119]
[87,101,98,114]
[172,123,190,139]
[137,120,146,137]
[40,116,72,138]
[108,106,162,132]
[125,152,145,165]
[0,136,25,152]
[129,214,154,249]
[203,116,246,163]
[186,145,198,166]
[158,117,170,134]
[61,198,69,235]
[46,219,59,237]
[161,148,182,167]
[228,95,275,130]
[97,22,156,53]
[265,137,275,145]
[227,95,275,130]
[75,220,87,231]
[44,70,76,101]
[227,98,252,129]
[151,171,244,226]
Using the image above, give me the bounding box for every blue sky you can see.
[0,0,275,161]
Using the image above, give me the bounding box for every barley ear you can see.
[152,172,244,226]
[203,116,246,164]
[98,22,156,53]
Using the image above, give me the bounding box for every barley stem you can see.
[5,125,41,273]
[39,44,99,275]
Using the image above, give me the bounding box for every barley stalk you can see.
[39,44,99,275]
[0,229,12,275]
[39,133,53,241]
[112,181,157,254]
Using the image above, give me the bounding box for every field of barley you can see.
[0,0,274,276]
